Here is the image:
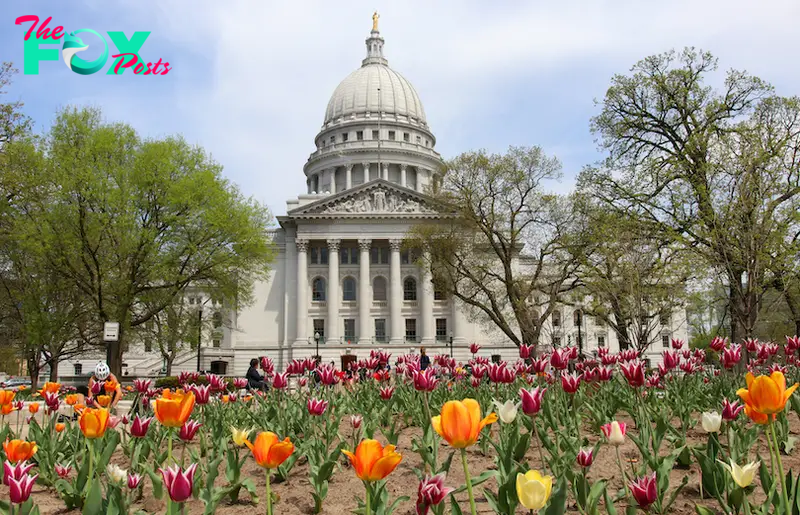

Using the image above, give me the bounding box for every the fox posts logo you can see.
[15,15,171,76]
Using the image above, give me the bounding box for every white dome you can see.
[324,63,427,127]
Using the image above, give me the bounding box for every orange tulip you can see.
[432,398,497,449]
[65,394,79,406]
[28,403,39,414]
[39,382,61,395]
[221,395,230,404]
[74,404,86,415]
[154,389,195,428]
[104,380,119,393]
[18,385,27,391]
[3,439,38,462]
[55,423,66,433]
[245,432,295,469]
[79,408,110,439]
[737,371,799,416]
[341,439,402,481]
[96,395,111,407]
[1,403,15,415]
[0,390,15,405]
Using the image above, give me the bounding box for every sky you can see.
[3,0,800,220]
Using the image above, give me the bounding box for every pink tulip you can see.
[662,351,679,370]
[416,473,454,515]
[630,472,658,509]
[471,364,487,379]
[190,384,211,405]
[469,343,481,354]
[260,356,275,376]
[91,382,103,396]
[130,415,154,438]
[412,369,439,392]
[722,399,744,421]
[159,463,197,502]
[298,377,308,388]
[350,415,363,429]
[133,379,152,393]
[271,372,289,390]
[232,377,248,389]
[560,371,582,394]
[620,349,639,362]
[596,367,613,382]
[44,392,60,412]
[709,336,727,352]
[679,361,696,374]
[646,373,662,389]
[3,460,35,486]
[671,338,685,350]
[786,335,800,352]
[530,357,548,375]
[55,463,72,479]
[576,448,594,468]
[470,377,482,388]
[206,374,225,391]
[519,344,533,360]
[487,363,515,384]
[550,349,570,370]
[179,420,202,442]
[721,344,741,369]
[307,398,328,416]
[620,360,646,388]
[9,473,37,504]
[519,387,546,415]
[127,473,142,489]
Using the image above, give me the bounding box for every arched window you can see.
[312,277,326,302]
[342,277,356,301]
[552,310,561,327]
[403,277,417,301]
[373,276,387,301]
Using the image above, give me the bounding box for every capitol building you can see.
[66,17,687,378]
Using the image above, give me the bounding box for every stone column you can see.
[417,168,426,192]
[327,239,340,343]
[400,164,407,188]
[362,162,371,183]
[452,297,469,346]
[358,239,371,344]
[329,168,337,193]
[382,163,389,181]
[295,239,309,344]
[389,239,403,344]
[345,164,353,190]
[420,251,435,344]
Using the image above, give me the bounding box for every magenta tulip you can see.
[620,360,646,388]
[191,384,212,405]
[9,473,37,504]
[576,448,594,468]
[307,398,328,416]
[55,463,72,479]
[272,372,289,390]
[379,386,395,400]
[519,387,546,415]
[561,371,582,394]
[416,473,454,515]
[3,460,35,486]
[130,415,154,438]
[127,473,142,490]
[630,472,658,509]
[722,399,744,421]
[178,420,202,442]
[160,463,197,502]
[412,369,439,392]
[133,378,152,393]
[469,343,481,354]
[519,344,533,359]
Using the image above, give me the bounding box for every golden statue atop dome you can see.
[372,11,380,31]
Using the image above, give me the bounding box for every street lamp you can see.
[314,331,321,362]
[449,330,454,358]
[196,307,203,372]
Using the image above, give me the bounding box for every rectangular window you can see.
[313,319,325,341]
[357,131,363,141]
[310,247,318,265]
[330,136,335,145]
[212,339,221,348]
[403,132,410,142]
[343,278,356,301]
[375,319,386,342]
[144,338,152,353]
[340,247,358,265]
[662,334,669,348]
[552,311,561,327]
[74,363,82,375]
[435,318,448,341]
[425,139,429,146]
[401,249,409,264]
[434,285,446,301]
[344,319,356,340]
[388,130,395,140]
[597,335,605,348]
[416,135,421,144]
[370,247,389,264]
[405,319,417,342]
[342,133,349,142]
[319,247,328,265]
[372,130,379,140]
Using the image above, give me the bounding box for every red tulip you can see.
[722,399,744,421]
[786,335,800,353]
[560,372,582,394]
[576,448,594,468]
[630,472,658,510]
[307,398,328,416]
[272,372,289,390]
[190,384,211,405]
[90,382,103,396]
[519,344,533,360]
[416,473,454,515]
[55,463,72,478]
[133,379,152,393]
[679,361,696,374]
[596,367,613,382]
[298,377,308,388]
[413,369,439,392]
[130,415,153,438]
[662,351,679,370]
[260,356,275,376]
[9,473,37,505]
[709,336,727,352]
[3,460,35,486]
[44,392,60,412]
[379,386,395,400]
[470,377,482,388]
[206,374,225,391]
[469,343,481,355]
[721,344,742,369]
[350,415,363,429]
[179,420,202,442]
[127,473,142,490]
[550,349,570,370]
[317,364,339,386]
[519,387,546,415]
[671,338,685,350]
[160,463,197,502]
[620,361,646,388]
[487,363,515,384]
[232,378,248,389]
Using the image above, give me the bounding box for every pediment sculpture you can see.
[316,188,436,214]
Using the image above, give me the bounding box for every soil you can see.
[7,415,800,514]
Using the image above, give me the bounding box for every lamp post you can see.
[196,307,203,372]
[314,331,321,362]
[449,330,454,358]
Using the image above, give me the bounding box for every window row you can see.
[311,318,449,342]
[312,276,446,302]
[320,131,431,148]
[309,245,420,265]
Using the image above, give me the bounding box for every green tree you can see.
[580,49,800,344]
[407,146,586,349]
[4,107,275,376]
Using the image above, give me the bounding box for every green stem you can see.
[266,469,272,515]
[168,429,174,465]
[86,439,94,492]
[461,448,477,515]
[615,446,630,498]
[765,423,777,476]
[365,482,371,515]
[768,420,790,512]
[531,418,546,473]
[742,490,751,515]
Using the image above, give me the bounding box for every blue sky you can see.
[3,0,800,219]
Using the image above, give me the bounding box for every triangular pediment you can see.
[288,180,442,218]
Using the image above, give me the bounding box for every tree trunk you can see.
[49,359,59,382]
[165,352,174,377]
[106,323,125,377]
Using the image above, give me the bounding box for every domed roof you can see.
[322,25,428,128]
[324,64,427,127]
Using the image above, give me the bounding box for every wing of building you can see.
[62,19,687,379]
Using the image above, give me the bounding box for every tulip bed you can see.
[1,338,800,515]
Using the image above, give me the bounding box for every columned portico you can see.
[346,164,353,189]
[400,164,407,188]
[389,238,403,344]
[295,239,309,343]
[358,239,372,343]
[327,239,341,342]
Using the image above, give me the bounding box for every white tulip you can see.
[107,464,128,483]
[701,411,722,433]
[719,459,760,488]
[493,399,520,424]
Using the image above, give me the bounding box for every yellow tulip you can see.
[79,408,110,439]
[516,470,553,511]
[737,371,798,415]
[231,427,250,447]
[720,459,760,488]
[431,398,497,448]
[96,395,111,407]
[341,439,402,482]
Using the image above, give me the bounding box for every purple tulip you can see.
[159,463,197,502]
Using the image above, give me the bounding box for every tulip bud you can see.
[576,448,594,468]
[159,464,197,502]
[701,411,722,433]
[629,472,658,510]
[492,399,519,424]
[127,473,142,490]
[107,464,128,483]
[601,421,626,446]
[55,463,72,478]
[350,414,363,429]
